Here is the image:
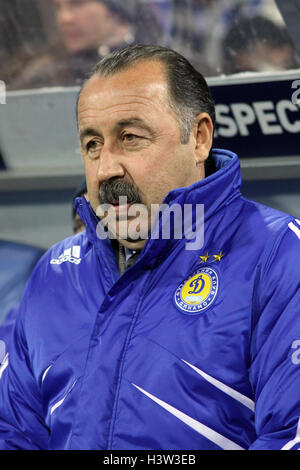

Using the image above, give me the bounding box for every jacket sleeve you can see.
[249,220,300,450]
[0,280,50,450]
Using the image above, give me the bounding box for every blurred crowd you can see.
[0,0,299,90]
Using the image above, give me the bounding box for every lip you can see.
[110,203,135,221]
[61,30,83,41]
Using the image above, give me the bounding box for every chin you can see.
[118,238,147,251]
[64,41,86,54]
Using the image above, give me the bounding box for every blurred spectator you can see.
[222,15,299,74]
[55,0,135,55]
[6,0,162,90]
[168,0,298,75]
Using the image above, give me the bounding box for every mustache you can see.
[99,178,142,205]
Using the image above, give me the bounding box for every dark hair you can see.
[78,44,216,175]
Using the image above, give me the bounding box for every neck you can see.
[117,238,147,251]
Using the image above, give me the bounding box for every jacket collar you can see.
[74,148,242,267]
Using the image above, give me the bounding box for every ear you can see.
[193,113,214,165]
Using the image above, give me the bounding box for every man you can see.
[0,45,300,450]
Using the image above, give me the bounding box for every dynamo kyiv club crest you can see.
[174,267,219,314]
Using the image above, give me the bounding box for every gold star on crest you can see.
[199,252,210,263]
[212,251,224,262]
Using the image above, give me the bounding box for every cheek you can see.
[86,8,108,35]
[84,162,100,210]
[152,152,195,197]
[140,173,172,206]
[129,148,181,204]
[75,12,99,41]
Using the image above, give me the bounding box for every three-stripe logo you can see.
[50,246,81,265]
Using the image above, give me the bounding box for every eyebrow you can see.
[114,118,154,135]
[79,118,154,144]
[79,127,101,144]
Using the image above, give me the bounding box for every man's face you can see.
[54,0,120,53]
[78,60,211,249]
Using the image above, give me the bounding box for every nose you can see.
[57,5,75,26]
[97,145,125,183]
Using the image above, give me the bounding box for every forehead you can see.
[77,60,173,125]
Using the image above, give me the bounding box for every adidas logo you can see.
[50,246,81,265]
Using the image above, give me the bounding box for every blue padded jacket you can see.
[0,149,300,450]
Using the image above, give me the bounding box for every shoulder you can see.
[47,231,90,266]
[241,197,293,231]
[223,197,299,289]
[15,231,97,330]
[235,200,300,334]
[22,231,93,294]
[259,214,300,276]
[248,204,300,322]
[238,197,297,249]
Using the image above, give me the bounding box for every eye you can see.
[122,133,140,142]
[86,139,102,158]
[87,140,100,150]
